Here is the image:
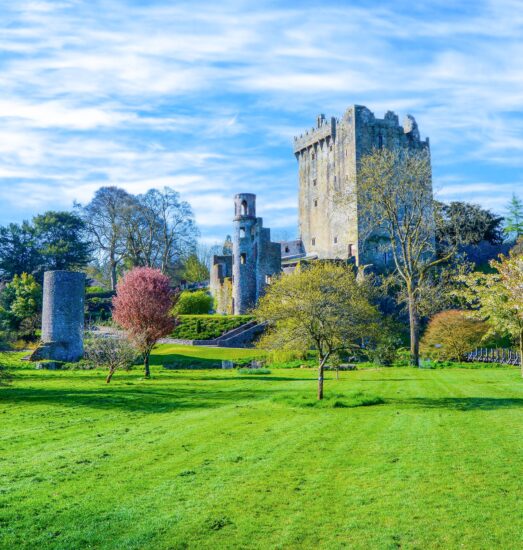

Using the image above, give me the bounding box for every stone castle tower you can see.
[293,105,431,266]
[210,194,281,315]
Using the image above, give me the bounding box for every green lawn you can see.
[1,347,522,549]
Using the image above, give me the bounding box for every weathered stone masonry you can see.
[32,270,85,362]
[293,105,431,266]
[211,194,281,315]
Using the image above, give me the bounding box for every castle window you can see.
[348,244,354,257]
[240,253,246,264]
[378,134,383,148]
[334,176,337,184]
[329,145,333,152]
[311,152,315,160]
[334,237,338,244]
[312,238,316,246]
[240,200,248,216]
[265,275,272,284]
[239,227,246,238]
[314,200,318,207]
[313,179,317,187]
[284,246,290,253]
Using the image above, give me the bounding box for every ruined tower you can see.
[293,105,432,266]
[211,194,281,315]
[35,270,85,362]
[232,193,258,314]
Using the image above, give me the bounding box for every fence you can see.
[466,348,520,365]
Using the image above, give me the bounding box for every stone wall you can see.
[294,105,432,267]
[210,194,281,314]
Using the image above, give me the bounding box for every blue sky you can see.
[0,0,522,244]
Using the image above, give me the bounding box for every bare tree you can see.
[355,148,452,366]
[76,187,134,290]
[121,187,198,276]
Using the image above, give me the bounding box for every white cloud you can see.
[0,0,522,239]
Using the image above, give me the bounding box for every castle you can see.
[211,105,432,314]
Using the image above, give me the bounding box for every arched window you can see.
[240,200,248,216]
[284,246,290,253]
[239,227,246,238]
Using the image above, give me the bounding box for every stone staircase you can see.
[162,320,266,348]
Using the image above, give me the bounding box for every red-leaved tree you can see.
[112,267,177,378]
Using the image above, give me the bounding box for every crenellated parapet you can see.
[293,114,337,154]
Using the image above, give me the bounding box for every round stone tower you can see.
[232,193,258,314]
[40,270,85,362]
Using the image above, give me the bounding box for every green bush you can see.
[175,291,213,315]
[171,315,253,340]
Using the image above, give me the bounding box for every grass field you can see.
[1,346,522,549]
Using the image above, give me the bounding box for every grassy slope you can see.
[1,350,522,549]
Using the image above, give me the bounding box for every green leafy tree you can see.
[33,211,91,271]
[434,201,504,247]
[0,273,42,337]
[183,254,209,283]
[255,262,378,400]
[0,222,41,280]
[504,194,523,238]
[457,250,523,375]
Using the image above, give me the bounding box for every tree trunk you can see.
[144,353,151,378]
[519,328,523,379]
[106,368,116,384]
[407,289,419,367]
[110,260,117,291]
[317,353,329,400]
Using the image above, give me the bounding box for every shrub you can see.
[175,291,213,314]
[421,309,488,361]
[171,315,253,340]
[84,335,139,382]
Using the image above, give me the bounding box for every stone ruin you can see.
[31,270,85,363]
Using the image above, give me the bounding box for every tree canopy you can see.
[255,262,378,399]
[435,201,504,247]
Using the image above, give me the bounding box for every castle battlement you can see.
[293,114,337,153]
[294,106,428,154]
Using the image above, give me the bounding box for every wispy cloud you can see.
[0,0,522,240]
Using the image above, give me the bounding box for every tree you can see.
[120,188,198,276]
[255,262,378,400]
[33,211,91,271]
[504,194,523,238]
[84,335,137,383]
[112,267,177,378]
[77,187,133,290]
[457,250,523,375]
[183,254,209,283]
[0,273,42,337]
[421,310,488,361]
[0,222,41,280]
[435,201,504,247]
[356,148,451,366]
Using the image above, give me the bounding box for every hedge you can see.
[171,315,253,340]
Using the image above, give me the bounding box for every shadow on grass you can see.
[396,397,523,411]
[0,385,276,413]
